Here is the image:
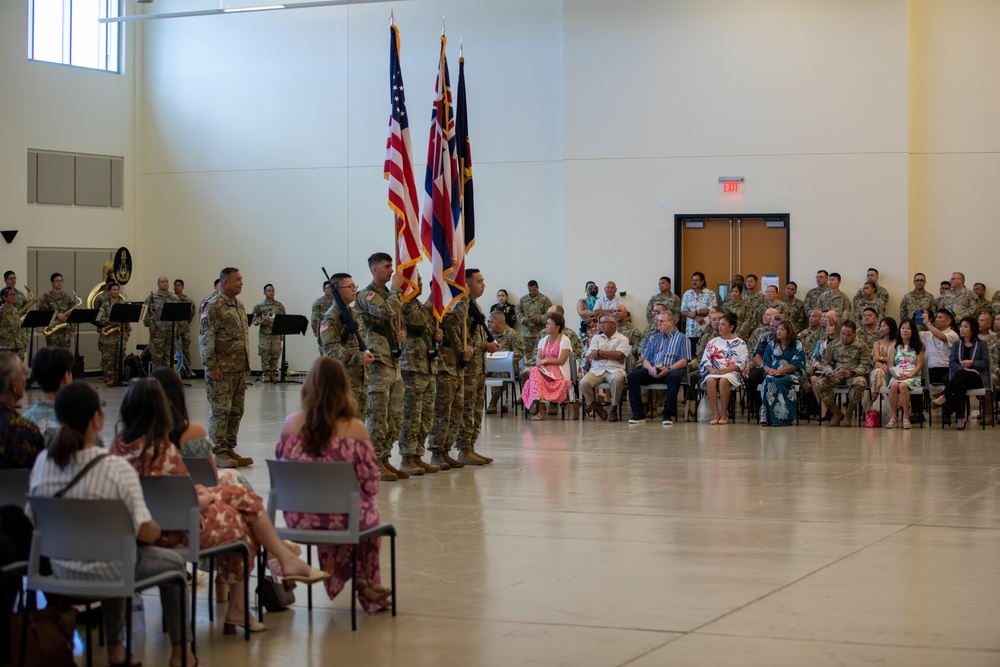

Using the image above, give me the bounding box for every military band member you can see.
[355,253,407,481]
[173,279,195,374]
[320,272,375,420]
[38,273,76,348]
[427,295,469,470]
[252,283,286,382]
[143,276,180,369]
[5,271,31,355]
[200,267,252,469]
[486,310,525,414]
[95,282,131,386]
[398,274,442,476]
[311,282,335,355]
[516,280,552,366]
[0,287,25,361]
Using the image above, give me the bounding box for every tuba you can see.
[42,294,83,336]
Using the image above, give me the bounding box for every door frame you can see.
[673,213,791,291]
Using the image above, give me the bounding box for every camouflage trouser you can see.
[44,329,72,348]
[207,371,246,454]
[818,375,867,411]
[258,334,281,372]
[366,363,404,459]
[177,330,192,369]
[427,371,464,453]
[0,346,25,362]
[316,336,327,356]
[455,369,486,450]
[351,382,368,420]
[399,371,436,456]
[523,335,540,365]
[98,333,128,384]
[149,330,173,369]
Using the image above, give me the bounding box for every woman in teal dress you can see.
[760,320,806,426]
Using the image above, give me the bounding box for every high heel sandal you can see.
[902,419,911,429]
[885,418,896,429]
[356,578,392,604]
[223,617,267,635]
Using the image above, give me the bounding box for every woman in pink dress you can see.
[521,312,573,421]
[275,356,392,611]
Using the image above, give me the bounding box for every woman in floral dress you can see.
[699,312,749,425]
[521,312,573,421]
[886,318,924,429]
[275,356,392,611]
[759,321,806,426]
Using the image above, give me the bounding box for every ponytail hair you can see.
[51,381,102,469]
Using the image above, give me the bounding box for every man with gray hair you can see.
[0,351,44,468]
[626,311,690,425]
[580,313,629,421]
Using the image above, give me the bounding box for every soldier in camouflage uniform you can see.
[782,282,807,331]
[355,253,407,481]
[899,273,937,323]
[614,304,642,368]
[200,267,252,469]
[937,272,976,319]
[992,290,1000,316]
[978,312,998,425]
[4,272,30,353]
[91,277,114,315]
[454,270,502,465]
[817,321,872,427]
[855,307,881,351]
[486,310,524,414]
[724,284,756,342]
[311,282,335,355]
[95,283,131,385]
[397,275,442,476]
[744,275,766,321]
[143,276,180,369]
[971,283,992,318]
[803,271,829,319]
[173,279,196,374]
[427,293,469,470]
[819,273,852,321]
[251,283,286,382]
[762,285,791,321]
[853,282,885,322]
[516,281,552,366]
[320,272,374,422]
[797,309,825,359]
[746,308,779,358]
[38,273,76,348]
[852,268,889,312]
[645,277,681,326]
[0,287,25,361]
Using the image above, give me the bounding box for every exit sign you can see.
[719,176,744,194]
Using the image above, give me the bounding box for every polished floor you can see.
[36,380,1000,666]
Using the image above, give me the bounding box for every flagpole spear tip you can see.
[441,17,445,35]
[389,8,393,24]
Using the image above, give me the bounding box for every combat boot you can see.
[827,406,845,427]
[379,458,398,482]
[399,455,426,476]
[456,449,485,466]
[842,401,859,427]
[381,456,409,480]
[429,452,451,470]
[414,457,441,473]
[470,449,493,464]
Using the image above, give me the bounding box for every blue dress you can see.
[760,339,806,426]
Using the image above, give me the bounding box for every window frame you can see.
[28,0,123,74]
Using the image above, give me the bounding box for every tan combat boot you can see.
[399,455,426,476]
[414,456,441,473]
[382,456,409,479]
[456,449,485,466]
[429,452,451,470]
[379,458,398,482]
[827,406,845,427]
[471,449,493,464]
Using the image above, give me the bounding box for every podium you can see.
[67,308,98,379]
[20,309,54,387]
[269,314,308,384]
[160,301,194,379]
[107,302,143,386]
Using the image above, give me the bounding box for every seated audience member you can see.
[684,307,723,421]
[576,281,599,342]
[720,274,745,313]
[746,312,787,415]
[548,304,584,388]
[816,320,871,427]
[276,356,392,612]
[747,307,779,355]
[744,274,763,305]
[803,270,829,317]
[798,309,824,358]
[763,285,790,320]
[110,378,328,635]
[819,272,852,321]
[972,282,991,317]
[992,290,1000,316]
[853,268,890,311]
[28,381,198,667]
[869,317,898,416]
[626,311,691,425]
[920,308,960,407]
[899,273,936,323]
[937,272,976,319]
[698,312,749,425]
[930,316,991,430]
[939,280,951,297]
[885,319,924,429]
[759,320,806,427]
[485,310,525,414]
[0,352,43,469]
[614,304,642,368]
[638,304,668,356]
[593,281,622,318]
[727,283,756,341]
[854,282,885,323]
[521,312,572,421]
[490,289,518,329]
[580,314,629,421]
[22,347,103,447]
[646,276,681,326]
[783,281,807,331]
[984,313,1000,425]
[856,307,881,350]
[808,311,842,421]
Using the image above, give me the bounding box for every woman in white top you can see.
[520,312,572,421]
[29,381,200,667]
[698,312,749,425]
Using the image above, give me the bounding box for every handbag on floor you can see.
[865,410,881,428]
[9,595,77,667]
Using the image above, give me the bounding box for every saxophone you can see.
[98,292,129,337]
[42,294,83,336]
[17,286,39,323]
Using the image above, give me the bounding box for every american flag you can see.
[384,23,421,303]
[420,33,465,321]
[455,53,475,252]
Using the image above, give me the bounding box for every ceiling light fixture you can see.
[99,0,405,23]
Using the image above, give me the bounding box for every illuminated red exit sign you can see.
[719,177,744,194]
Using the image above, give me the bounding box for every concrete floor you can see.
[50,380,1000,666]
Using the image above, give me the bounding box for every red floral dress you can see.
[274,432,388,612]
[110,436,261,584]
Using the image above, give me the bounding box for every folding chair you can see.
[181,457,218,487]
[266,460,397,631]
[0,468,29,507]
[25,497,188,667]
[586,346,631,421]
[484,351,519,418]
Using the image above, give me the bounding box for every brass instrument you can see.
[101,323,122,337]
[18,286,39,323]
[42,294,83,336]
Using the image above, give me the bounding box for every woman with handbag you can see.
[931,316,991,430]
[886,319,924,429]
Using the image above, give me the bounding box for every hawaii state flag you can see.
[420,33,465,321]
[384,23,421,303]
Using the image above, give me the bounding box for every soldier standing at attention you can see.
[200,267,252,469]
[397,274,442,476]
[516,280,552,366]
[646,276,681,325]
[95,283,130,386]
[0,287,25,361]
[427,293,469,470]
[252,283,286,382]
[454,269,502,466]
[311,281,335,355]
[355,253,408,481]
[173,279,195,375]
[143,275,179,369]
[38,273,76,349]
[320,272,375,418]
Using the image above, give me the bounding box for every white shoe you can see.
[628,417,646,424]
[662,419,673,426]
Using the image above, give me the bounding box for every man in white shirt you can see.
[580,314,629,421]
[920,308,960,424]
[593,281,622,318]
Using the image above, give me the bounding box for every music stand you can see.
[21,310,54,388]
[160,301,194,383]
[108,302,143,386]
[270,314,309,384]
[67,309,98,379]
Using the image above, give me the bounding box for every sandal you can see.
[885,418,896,429]
[709,419,719,425]
[902,419,911,430]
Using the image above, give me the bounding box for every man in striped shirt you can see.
[626,311,691,425]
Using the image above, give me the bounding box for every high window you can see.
[29,0,121,73]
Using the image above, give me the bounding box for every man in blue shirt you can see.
[626,311,691,425]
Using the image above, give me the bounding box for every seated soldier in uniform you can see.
[816,320,872,427]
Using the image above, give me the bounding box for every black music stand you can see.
[270,314,308,384]
[160,301,194,382]
[21,310,54,388]
[108,302,143,386]
[67,309,98,379]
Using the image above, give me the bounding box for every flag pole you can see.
[389,8,393,24]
